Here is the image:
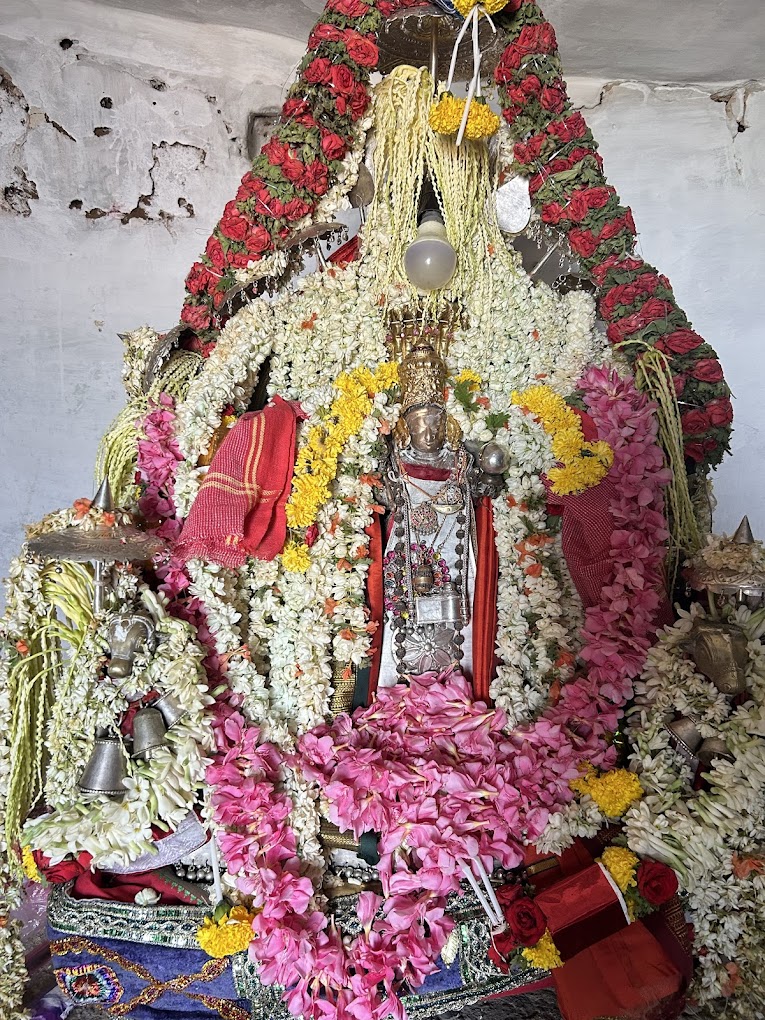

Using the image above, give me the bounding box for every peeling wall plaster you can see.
[0,0,764,585]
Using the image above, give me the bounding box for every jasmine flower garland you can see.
[624,602,765,1013]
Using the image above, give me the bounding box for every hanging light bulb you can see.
[404,210,457,292]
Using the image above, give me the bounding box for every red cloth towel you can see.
[176,396,298,567]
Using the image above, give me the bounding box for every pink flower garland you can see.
[206,368,672,1020]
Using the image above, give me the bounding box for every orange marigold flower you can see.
[339,628,354,641]
[337,558,353,571]
[525,562,543,577]
[732,852,765,879]
[102,512,116,527]
[324,597,339,616]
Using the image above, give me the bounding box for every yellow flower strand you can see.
[454,0,510,16]
[511,385,614,496]
[21,845,41,883]
[197,906,256,958]
[599,846,639,894]
[522,929,563,970]
[284,363,398,535]
[570,765,643,818]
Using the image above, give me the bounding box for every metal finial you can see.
[93,477,114,513]
[733,516,755,545]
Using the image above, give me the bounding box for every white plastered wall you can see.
[1,0,764,588]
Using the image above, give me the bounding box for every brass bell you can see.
[79,734,129,798]
[413,563,435,595]
[666,716,703,755]
[131,707,166,760]
[153,692,188,729]
[684,620,748,697]
[697,737,734,767]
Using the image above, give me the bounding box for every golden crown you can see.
[399,343,447,415]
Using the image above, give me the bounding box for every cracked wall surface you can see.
[0,0,764,579]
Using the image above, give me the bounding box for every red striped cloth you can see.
[176,396,298,567]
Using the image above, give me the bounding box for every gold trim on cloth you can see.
[50,936,249,1020]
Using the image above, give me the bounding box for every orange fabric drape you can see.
[365,514,385,700]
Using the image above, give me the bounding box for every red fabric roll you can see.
[472,495,499,702]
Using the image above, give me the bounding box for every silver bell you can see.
[697,737,734,767]
[132,707,166,760]
[153,692,188,729]
[79,735,129,798]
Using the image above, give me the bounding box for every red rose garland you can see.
[180,0,390,336]
[492,0,732,472]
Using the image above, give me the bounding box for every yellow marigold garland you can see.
[511,384,614,496]
[197,906,256,958]
[281,541,312,574]
[522,929,563,970]
[21,845,41,883]
[570,765,643,818]
[285,362,398,532]
[599,846,639,894]
[456,368,482,390]
[429,94,499,140]
[454,0,510,17]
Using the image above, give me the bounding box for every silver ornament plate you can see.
[496,176,532,235]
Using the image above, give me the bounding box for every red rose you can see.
[330,63,357,97]
[228,249,257,270]
[624,207,636,233]
[205,235,226,271]
[540,83,566,114]
[282,97,316,128]
[262,137,289,166]
[344,31,379,68]
[537,22,558,52]
[219,200,249,241]
[657,328,704,355]
[281,154,306,184]
[584,186,609,208]
[496,883,523,908]
[505,896,546,947]
[302,160,329,196]
[541,202,565,225]
[706,397,733,426]
[636,859,678,906]
[521,74,542,97]
[684,441,705,463]
[568,228,599,259]
[244,225,273,254]
[599,215,631,242]
[548,111,587,143]
[305,524,319,548]
[681,408,711,436]
[309,23,343,45]
[236,173,265,201]
[566,191,590,222]
[283,197,311,221]
[495,48,521,82]
[591,254,646,286]
[692,358,724,383]
[672,374,687,397]
[349,83,370,120]
[321,131,347,161]
[327,0,371,16]
[514,133,545,164]
[186,262,215,296]
[253,189,284,220]
[211,285,228,309]
[181,302,212,332]
[304,56,332,85]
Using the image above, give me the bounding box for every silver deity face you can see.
[405,405,446,456]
